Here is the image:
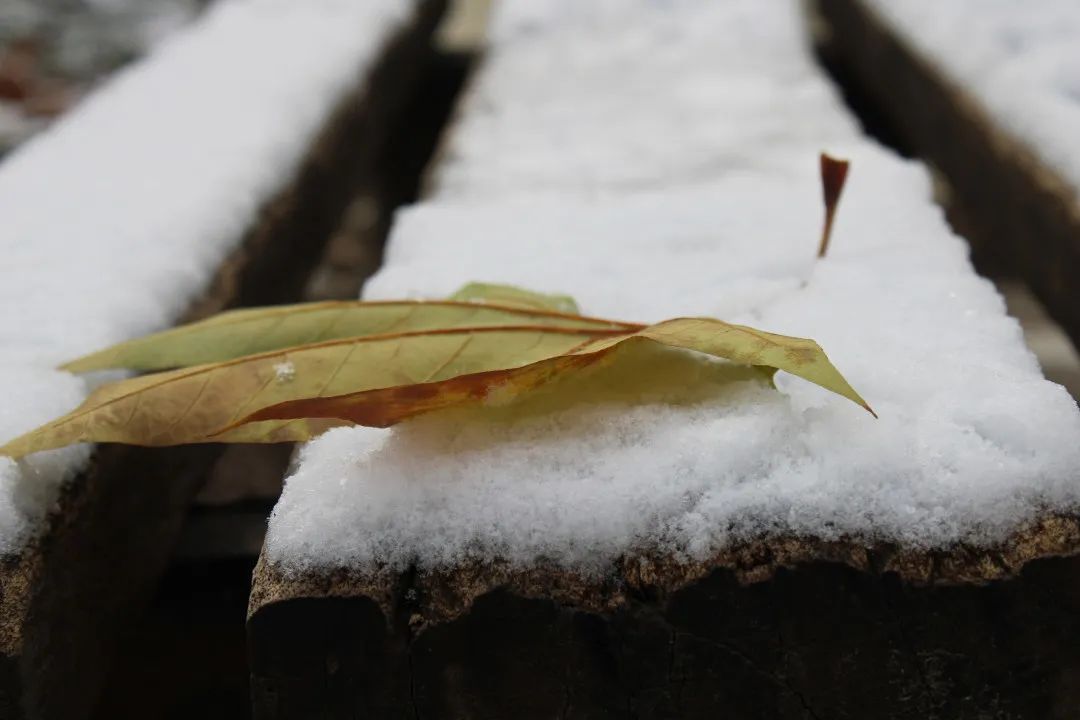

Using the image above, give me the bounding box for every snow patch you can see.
[431,0,861,198]
[865,0,1080,200]
[0,0,410,555]
[264,0,1080,574]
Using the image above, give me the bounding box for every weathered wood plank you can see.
[248,518,1080,719]
[0,4,444,717]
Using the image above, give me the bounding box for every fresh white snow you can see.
[433,0,862,197]
[265,0,1080,574]
[0,0,411,555]
[864,0,1080,200]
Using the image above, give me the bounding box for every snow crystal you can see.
[0,0,410,555]
[265,0,1080,574]
[273,361,296,384]
[864,0,1080,200]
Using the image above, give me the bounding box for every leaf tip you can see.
[0,439,25,460]
[58,352,102,373]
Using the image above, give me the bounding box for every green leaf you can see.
[448,282,580,313]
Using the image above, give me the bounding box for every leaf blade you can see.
[60,300,636,372]
[238,317,874,430]
[1,325,628,457]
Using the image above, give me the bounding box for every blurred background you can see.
[0,0,208,153]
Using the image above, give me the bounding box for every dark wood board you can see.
[249,517,1080,719]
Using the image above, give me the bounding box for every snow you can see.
[268,156,1080,572]
[433,0,862,197]
[0,0,411,556]
[273,361,297,384]
[265,0,1080,574]
[864,0,1080,200]
[0,104,43,156]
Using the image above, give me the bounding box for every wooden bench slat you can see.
[0,1,445,716]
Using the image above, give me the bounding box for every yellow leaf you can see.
[237,318,874,431]
[1,317,873,459]
[0,325,627,457]
[60,300,634,372]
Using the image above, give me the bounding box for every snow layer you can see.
[433,0,862,197]
[265,0,1080,574]
[864,0,1080,200]
[0,0,411,556]
[267,154,1080,573]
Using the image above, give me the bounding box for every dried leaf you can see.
[449,282,580,313]
[0,325,628,457]
[237,317,874,431]
[61,300,635,372]
[0,313,874,458]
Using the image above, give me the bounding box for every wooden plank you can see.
[812,0,1080,348]
[0,3,444,717]
[248,518,1080,718]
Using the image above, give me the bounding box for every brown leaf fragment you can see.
[818,153,851,258]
